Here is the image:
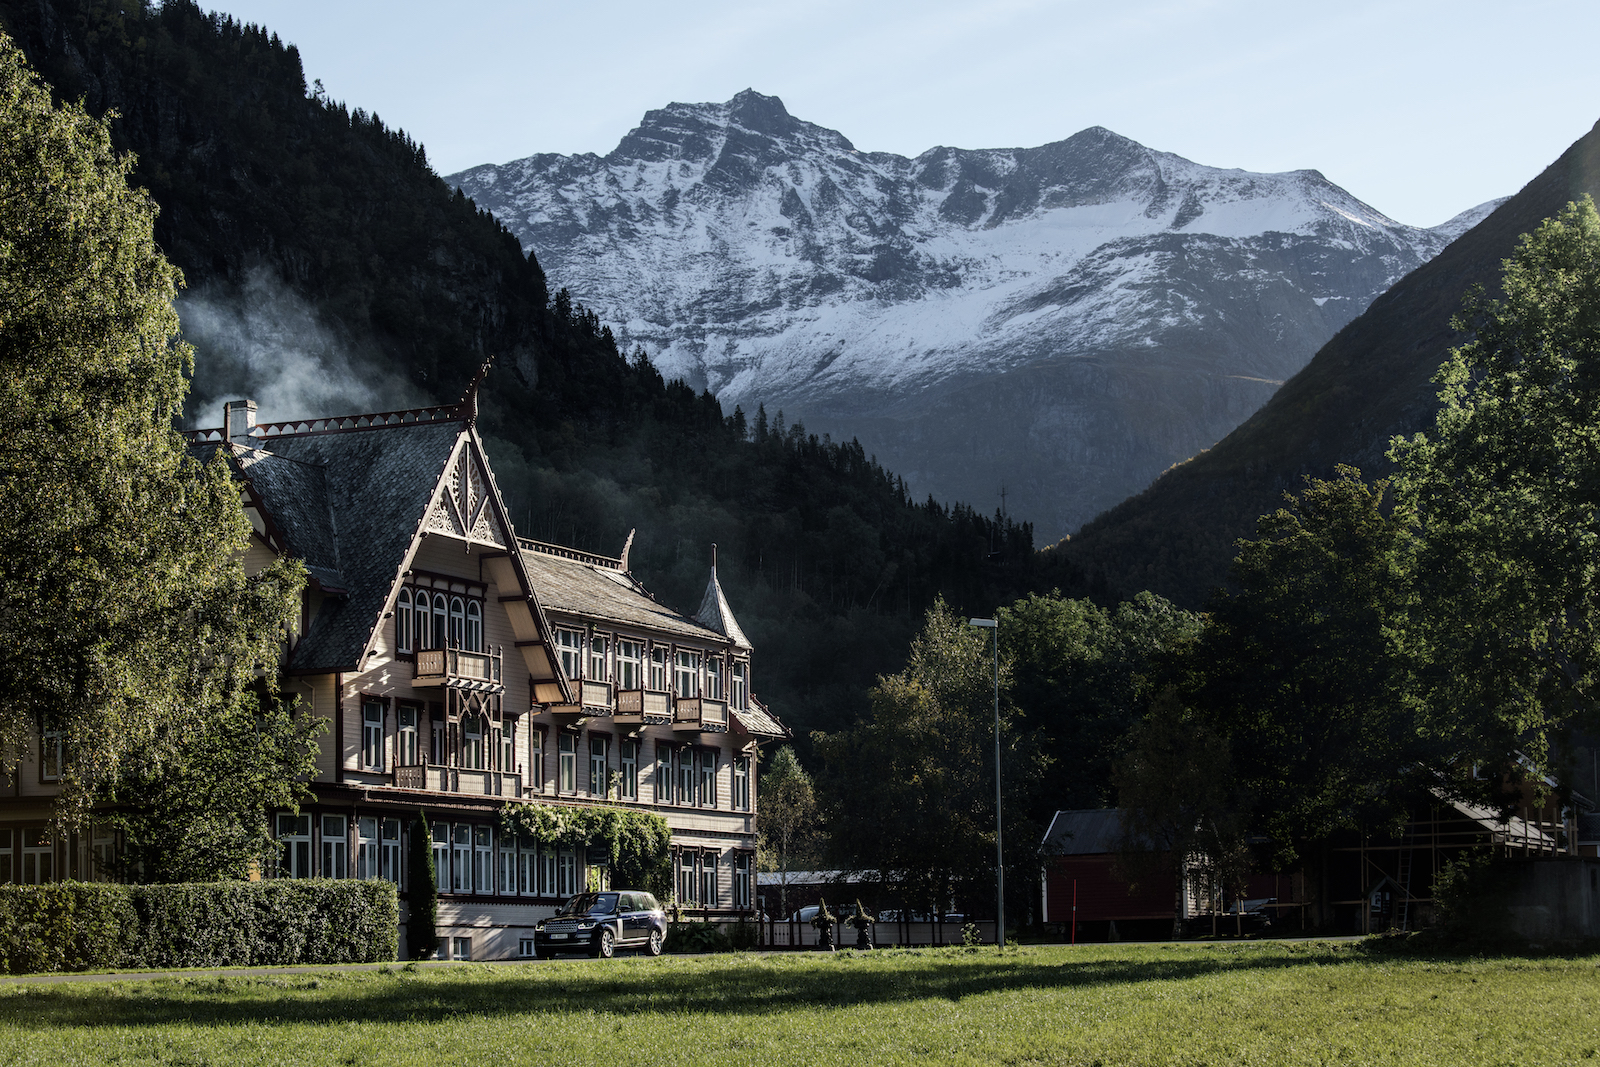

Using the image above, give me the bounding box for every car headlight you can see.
[534,922,545,932]
[577,920,595,929]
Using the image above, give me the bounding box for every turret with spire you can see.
[694,544,752,650]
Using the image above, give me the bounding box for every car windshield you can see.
[556,893,619,917]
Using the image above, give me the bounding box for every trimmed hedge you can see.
[0,880,398,974]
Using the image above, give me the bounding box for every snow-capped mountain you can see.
[450,90,1501,539]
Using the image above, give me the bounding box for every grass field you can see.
[1,940,1596,1066]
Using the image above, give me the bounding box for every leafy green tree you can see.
[1000,590,1200,816]
[1112,687,1241,939]
[1391,196,1600,781]
[0,34,303,819]
[813,601,1046,920]
[97,691,323,882]
[1193,467,1424,858]
[756,745,820,919]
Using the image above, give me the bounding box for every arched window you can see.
[449,597,465,650]
[465,600,482,652]
[432,594,448,650]
[463,714,485,770]
[396,589,412,653]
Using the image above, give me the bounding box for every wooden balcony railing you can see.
[392,763,520,796]
[413,646,503,690]
[672,697,728,733]
[615,689,672,725]
[581,680,613,713]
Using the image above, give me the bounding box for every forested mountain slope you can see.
[0,0,1075,741]
[1065,118,1600,607]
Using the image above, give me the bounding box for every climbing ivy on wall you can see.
[498,803,672,896]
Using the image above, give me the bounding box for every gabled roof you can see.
[245,420,464,673]
[1041,809,1161,855]
[519,540,730,644]
[732,698,786,739]
[694,551,752,650]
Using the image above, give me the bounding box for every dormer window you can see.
[589,635,609,682]
[731,661,747,710]
[555,629,583,679]
[649,647,667,692]
[616,639,642,690]
[705,656,724,701]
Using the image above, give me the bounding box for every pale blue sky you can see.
[222,0,1600,227]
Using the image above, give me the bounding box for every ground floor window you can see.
[733,852,752,909]
[700,852,718,907]
[452,824,471,893]
[0,830,12,884]
[277,814,311,879]
[20,828,51,885]
[321,815,348,878]
[90,826,116,882]
[433,823,451,893]
[453,936,472,961]
[676,851,696,905]
[519,937,535,958]
[381,818,402,886]
[473,825,493,893]
[557,849,577,897]
[357,817,380,879]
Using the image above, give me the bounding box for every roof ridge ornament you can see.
[459,357,495,426]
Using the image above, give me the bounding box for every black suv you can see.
[533,891,668,958]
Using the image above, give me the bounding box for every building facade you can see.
[0,391,785,960]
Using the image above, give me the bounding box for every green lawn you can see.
[0,941,1596,1065]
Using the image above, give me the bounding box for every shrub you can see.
[0,880,397,973]
[666,921,730,954]
[1432,851,1515,943]
[727,919,761,951]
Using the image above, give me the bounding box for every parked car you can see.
[534,891,668,958]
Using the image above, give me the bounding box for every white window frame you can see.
[734,853,752,909]
[556,629,583,680]
[648,646,668,692]
[396,588,413,654]
[674,649,700,698]
[278,813,311,879]
[449,596,466,649]
[733,754,751,811]
[321,815,348,879]
[361,701,385,772]
[90,826,115,882]
[21,828,52,885]
[655,744,671,804]
[451,824,471,893]
[619,739,638,801]
[357,816,380,879]
[731,660,747,709]
[589,735,609,798]
[432,823,451,893]
[473,825,493,894]
[559,733,577,793]
[700,750,717,808]
[557,849,577,897]
[381,818,402,886]
[397,705,419,766]
[519,937,536,958]
[589,634,609,682]
[40,730,63,783]
[616,639,642,690]
[705,656,724,700]
[465,600,482,652]
[430,593,448,650]
[701,851,718,907]
[500,719,516,773]
[0,829,13,885]
[678,747,694,806]
[463,714,485,770]
[529,728,544,793]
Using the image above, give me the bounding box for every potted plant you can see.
[811,898,837,952]
[849,899,875,950]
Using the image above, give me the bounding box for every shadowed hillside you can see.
[1065,118,1600,607]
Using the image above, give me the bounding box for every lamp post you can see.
[969,617,1002,950]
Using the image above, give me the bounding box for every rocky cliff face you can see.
[451,90,1499,537]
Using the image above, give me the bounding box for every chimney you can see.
[224,399,257,447]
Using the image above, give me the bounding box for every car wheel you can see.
[595,927,615,959]
[647,927,664,957]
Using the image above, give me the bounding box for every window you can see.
[451,824,471,893]
[452,936,472,961]
[361,701,385,772]
[705,656,723,700]
[431,593,448,649]
[517,835,537,895]
[700,852,718,907]
[589,735,609,797]
[589,635,609,682]
[519,937,536,958]
[559,733,577,793]
[677,852,696,904]
[699,750,717,807]
[381,818,402,886]
[731,661,747,709]
[655,744,671,804]
[529,729,544,793]
[616,640,642,690]
[733,755,751,811]
[541,846,557,896]
[463,714,485,770]
[40,730,63,783]
[734,853,752,909]
[557,849,577,897]
[396,588,413,654]
[397,706,419,766]
[21,829,52,885]
[619,740,638,801]
[321,815,348,878]
[649,647,667,692]
[677,748,694,805]
[357,816,380,879]
[447,596,465,650]
[465,600,482,652]
[278,814,311,878]
[473,825,493,894]
[500,834,517,895]
[674,650,700,698]
[0,830,12,884]
[432,823,451,893]
[501,720,516,773]
[90,826,116,882]
[431,718,446,766]
[556,629,583,679]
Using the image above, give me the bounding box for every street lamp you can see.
[969,616,1002,951]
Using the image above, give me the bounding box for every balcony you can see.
[581,680,613,713]
[413,647,503,692]
[393,763,521,796]
[615,689,672,725]
[672,697,728,733]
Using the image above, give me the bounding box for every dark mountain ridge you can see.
[1065,118,1600,607]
